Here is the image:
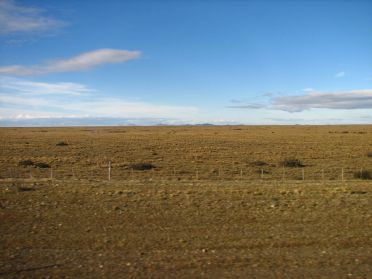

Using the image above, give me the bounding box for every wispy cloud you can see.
[228,89,372,112]
[335,71,345,78]
[302,88,314,92]
[0,49,142,76]
[272,89,372,112]
[0,76,94,95]
[0,0,65,35]
[227,99,264,109]
[0,77,198,119]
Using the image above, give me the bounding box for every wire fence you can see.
[1,163,372,183]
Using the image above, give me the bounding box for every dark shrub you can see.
[281,158,305,168]
[367,152,372,158]
[17,186,35,192]
[18,160,34,167]
[130,163,155,171]
[35,162,50,168]
[251,161,268,167]
[354,170,372,180]
[56,141,68,146]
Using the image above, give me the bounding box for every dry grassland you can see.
[0,126,372,278]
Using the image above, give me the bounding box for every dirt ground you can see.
[0,126,372,278]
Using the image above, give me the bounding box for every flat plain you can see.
[0,126,372,278]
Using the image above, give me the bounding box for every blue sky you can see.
[0,0,372,125]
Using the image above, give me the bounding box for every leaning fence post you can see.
[108,161,111,181]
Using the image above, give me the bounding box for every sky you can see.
[0,0,372,126]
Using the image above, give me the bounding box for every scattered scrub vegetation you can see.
[18,160,34,167]
[251,160,268,167]
[34,162,50,169]
[281,158,305,168]
[56,141,68,146]
[353,170,372,180]
[129,163,155,171]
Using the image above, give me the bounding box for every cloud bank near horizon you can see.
[0,77,198,120]
[228,89,372,112]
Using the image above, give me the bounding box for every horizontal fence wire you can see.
[1,164,372,182]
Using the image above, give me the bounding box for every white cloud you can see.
[0,0,65,35]
[302,88,314,92]
[228,89,372,112]
[272,89,372,112]
[0,77,198,120]
[0,49,142,76]
[0,76,94,95]
[335,71,345,78]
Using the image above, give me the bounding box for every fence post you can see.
[261,169,264,180]
[240,169,243,179]
[341,168,344,182]
[108,161,111,181]
[50,167,53,180]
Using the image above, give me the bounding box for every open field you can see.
[1,126,372,278]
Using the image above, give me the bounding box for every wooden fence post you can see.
[108,161,111,181]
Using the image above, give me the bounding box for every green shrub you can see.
[354,170,372,180]
[18,160,34,167]
[281,158,305,168]
[130,163,155,171]
[35,162,50,168]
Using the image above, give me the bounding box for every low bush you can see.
[353,170,372,180]
[34,162,50,168]
[367,152,372,158]
[251,161,268,167]
[281,158,305,168]
[56,141,68,146]
[129,163,155,171]
[18,160,34,167]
